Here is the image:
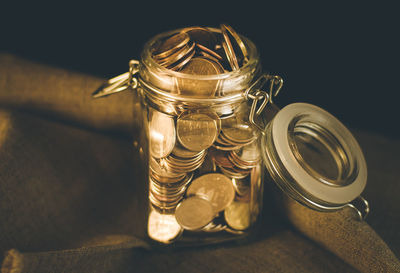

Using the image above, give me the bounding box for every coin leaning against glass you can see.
[148,208,183,243]
[224,200,251,231]
[177,111,220,152]
[176,57,225,97]
[181,26,218,50]
[186,173,235,213]
[175,195,215,230]
[149,109,176,159]
[221,24,249,65]
[220,24,239,71]
[153,32,190,59]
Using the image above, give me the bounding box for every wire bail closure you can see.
[245,74,283,133]
[346,196,370,221]
[92,60,140,98]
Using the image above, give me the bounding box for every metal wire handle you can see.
[92,60,140,98]
[346,196,370,221]
[245,73,283,133]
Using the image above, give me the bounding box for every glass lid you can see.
[261,103,367,211]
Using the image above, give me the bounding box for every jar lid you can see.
[261,103,367,211]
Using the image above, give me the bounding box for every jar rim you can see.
[140,27,260,81]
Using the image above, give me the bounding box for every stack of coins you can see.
[146,25,264,242]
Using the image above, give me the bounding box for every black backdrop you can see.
[2,2,399,137]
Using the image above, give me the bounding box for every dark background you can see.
[1,2,398,137]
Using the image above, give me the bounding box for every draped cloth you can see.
[1,53,399,273]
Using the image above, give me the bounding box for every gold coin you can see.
[221,115,256,145]
[175,196,214,230]
[153,32,190,59]
[186,173,235,213]
[224,201,251,231]
[172,141,203,158]
[168,49,195,71]
[221,24,249,64]
[231,177,251,197]
[219,164,251,180]
[150,157,185,180]
[149,109,176,159]
[220,25,239,70]
[233,140,260,163]
[213,139,242,151]
[181,26,217,49]
[196,43,223,61]
[158,42,195,68]
[148,209,183,243]
[177,57,225,97]
[177,112,219,152]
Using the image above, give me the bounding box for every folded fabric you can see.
[1,53,399,272]
[0,54,136,135]
[0,110,358,273]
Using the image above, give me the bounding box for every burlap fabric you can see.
[1,53,399,272]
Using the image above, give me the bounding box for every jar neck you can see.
[138,77,247,117]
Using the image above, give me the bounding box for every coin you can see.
[196,43,223,61]
[229,141,260,170]
[153,32,190,59]
[221,24,249,65]
[150,157,186,180]
[221,117,256,145]
[164,151,206,173]
[219,164,251,180]
[172,141,204,158]
[148,209,183,243]
[220,25,239,70]
[149,109,176,159]
[177,57,224,97]
[177,112,219,152]
[175,196,214,230]
[224,201,251,231]
[181,26,217,50]
[158,42,196,68]
[231,177,251,197]
[168,49,195,71]
[186,173,235,213]
[232,140,260,164]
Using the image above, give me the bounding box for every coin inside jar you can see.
[221,24,249,66]
[186,173,235,213]
[177,111,219,152]
[177,57,225,97]
[148,209,183,243]
[221,117,256,145]
[220,24,239,71]
[175,195,214,230]
[181,26,217,50]
[224,201,251,231]
[149,109,176,159]
[153,32,190,59]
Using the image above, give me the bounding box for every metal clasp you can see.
[92,60,140,98]
[346,196,370,221]
[245,73,284,133]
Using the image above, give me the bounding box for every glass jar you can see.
[93,26,369,246]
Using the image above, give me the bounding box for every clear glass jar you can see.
[93,26,369,247]
[136,28,269,245]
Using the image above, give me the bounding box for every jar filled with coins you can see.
[93,24,369,245]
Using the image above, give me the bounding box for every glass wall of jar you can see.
[135,26,271,245]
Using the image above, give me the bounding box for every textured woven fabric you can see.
[0,53,399,272]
